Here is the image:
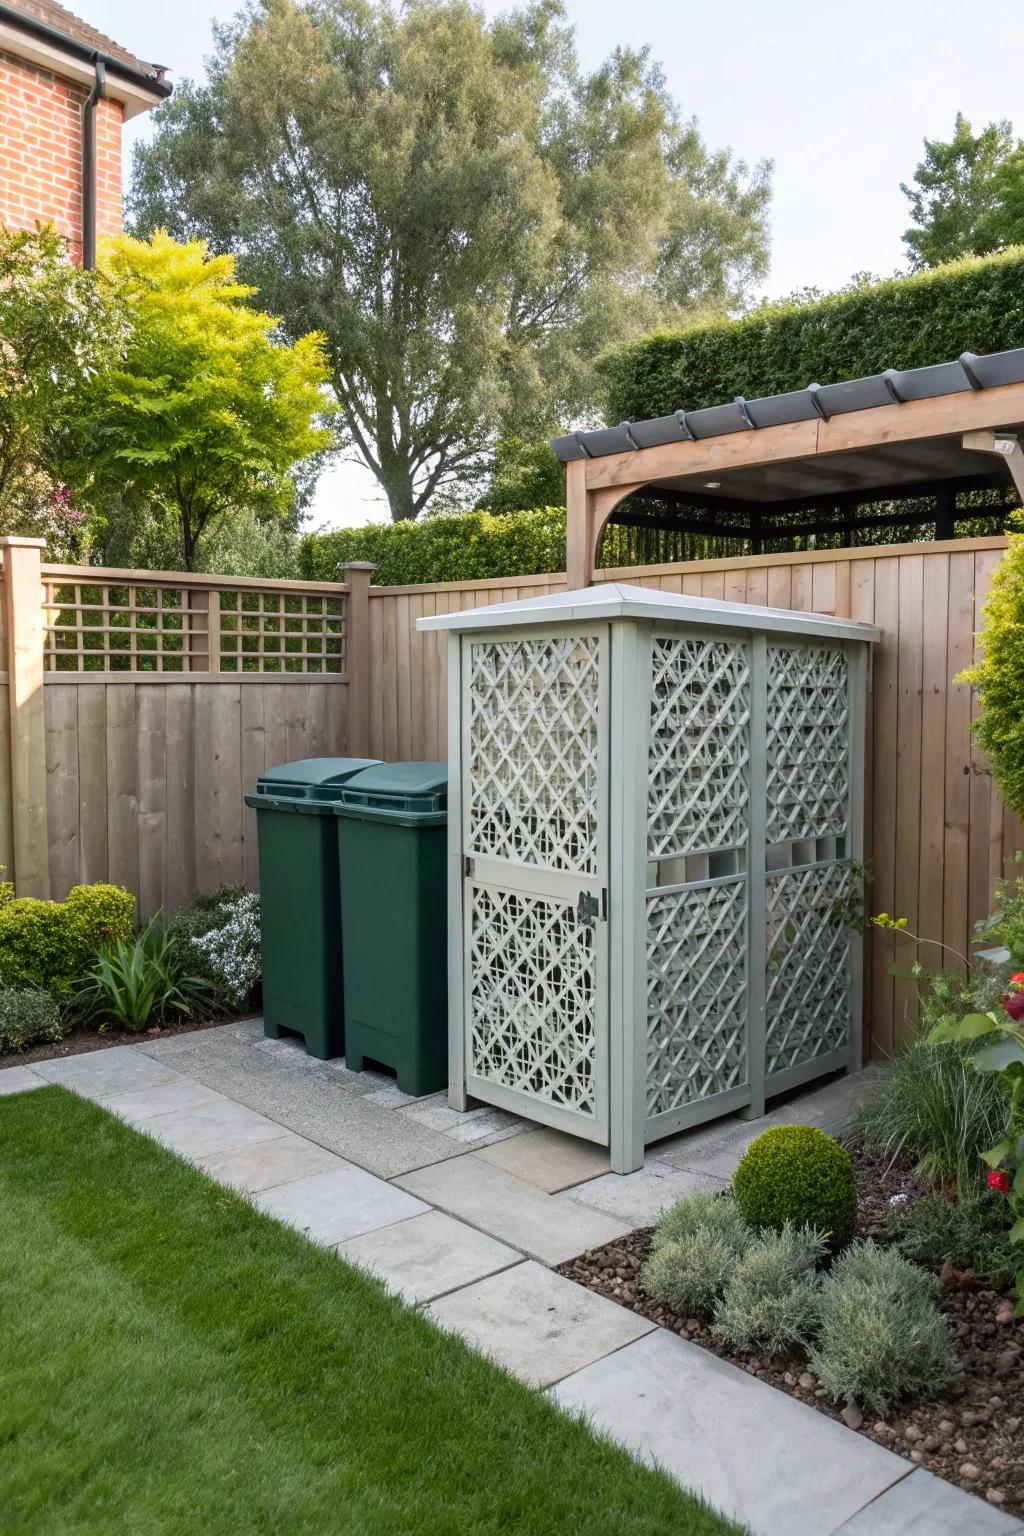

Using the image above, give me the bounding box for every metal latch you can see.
[576,890,600,926]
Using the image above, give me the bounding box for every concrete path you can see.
[3,1026,1018,1536]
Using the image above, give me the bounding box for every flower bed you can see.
[557,1146,1023,1518]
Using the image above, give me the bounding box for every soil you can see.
[556,1146,1024,1519]
[2,1014,246,1068]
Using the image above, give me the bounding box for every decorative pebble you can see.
[841,1405,863,1430]
[959,1463,981,1481]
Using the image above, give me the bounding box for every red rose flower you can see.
[987,1169,1012,1194]
[1001,988,1024,1020]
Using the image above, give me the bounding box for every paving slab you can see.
[198,1132,344,1193]
[134,1098,286,1159]
[550,1328,910,1536]
[426,1260,653,1388]
[136,1029,464,1178]
[831,1467,1023,1535]
[561,1159,727,1226]
[32,1048,185,1099]
[476,1126,611,1192]
[0,1065,45,1096]
[338,1210,521,1305]
[95,1078,226,1124]
[251,1162,428,1245]
[655,1069,882,1180]
[395,1155,631,1265]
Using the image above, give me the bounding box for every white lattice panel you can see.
[646,881,748,1116]
[765,863,852,1075]
[468,884,597,1117]
[766,645,849,843]
[467,636,601,874]
[648,636,751,857]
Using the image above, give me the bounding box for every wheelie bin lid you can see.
[244,757,382,812]
[333,762,448,826]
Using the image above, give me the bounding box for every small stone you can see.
[954,1438,969,1454]
[873,1422,892,1438]
[995,1300,1016,1327]
[798,1372,815,1389]
[987,1489,1007,1506]
[960,1411,978,1428]
[783,1372,797,1387]
[937,1420,956,1438]
[910,1449,925,1464]
[904,1424,924,1442]
[959,1463,982,1481]
[841,1405,863,1430]
[923,1435,940,1452]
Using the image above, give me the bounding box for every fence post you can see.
[0,536,50,897]
[342,563,375,757]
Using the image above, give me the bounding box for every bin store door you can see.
[460,626,610,1143]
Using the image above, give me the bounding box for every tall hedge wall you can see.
[599,249,1024,423]
[300,507,568,586]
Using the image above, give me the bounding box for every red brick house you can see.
[0,0,170,264]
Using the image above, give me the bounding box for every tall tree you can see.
[73,232,332,570]
[128,0,771,521]
[0,226,117,556]
[901,113,1019,269]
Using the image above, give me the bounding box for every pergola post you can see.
[565,460,593,590]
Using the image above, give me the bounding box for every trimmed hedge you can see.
[600,248,1024,423]
[300,507,567,587]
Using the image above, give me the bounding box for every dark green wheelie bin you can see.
[334,763,448,1095]
[245,757,381,1058]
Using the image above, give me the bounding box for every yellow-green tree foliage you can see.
[961,522,1024,815]
[77,231,332,569]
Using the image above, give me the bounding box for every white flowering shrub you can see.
[169,885,261,1013]
[193,893,262,1010]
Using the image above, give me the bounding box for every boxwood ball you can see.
[733,1124,857,1248]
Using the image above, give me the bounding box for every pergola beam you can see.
[566,378,1024,588]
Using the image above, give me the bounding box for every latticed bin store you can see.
[419,584,879,1173]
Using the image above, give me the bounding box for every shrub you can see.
[599,248,1024,426]
[0,883,135,1000]
[959,527,1024,818]
[76,916,212,1032]
[168,886,261,1012]
[642,1229,741,1319]
[885,1190,1019,1291]
[733,1126,858,1248]
[712,1224,826,1356]
[809,1241,956,1412]
[642,1192,752,1317]
[0,879,14,909]
[651,1191,750,1254]
[0,988,64,1053]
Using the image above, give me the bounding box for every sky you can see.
[86,0,1024,528]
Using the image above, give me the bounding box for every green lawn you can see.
[0,1087,740,1536]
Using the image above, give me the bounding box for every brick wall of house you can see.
[0,48,123,261]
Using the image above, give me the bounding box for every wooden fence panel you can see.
[42,677,349,919]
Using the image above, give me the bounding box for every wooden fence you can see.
[0,538,372,916]
[1,532,1018,1056]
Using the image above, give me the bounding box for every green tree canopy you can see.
[73,231,332,570]
[0,225,117,557]
[128,0,771,521]
[902,112,1024,268]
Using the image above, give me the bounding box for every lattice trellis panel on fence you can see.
[765,644,849,844]
[646,879,748,1116]
[467,882,598,1117]
[648,635,751,858]
[218,589,345,674]
[41,575,346,673]
[765,861,853,1076]
[466,635,601,874]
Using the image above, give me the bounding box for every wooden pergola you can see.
[554,349,1024,589]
